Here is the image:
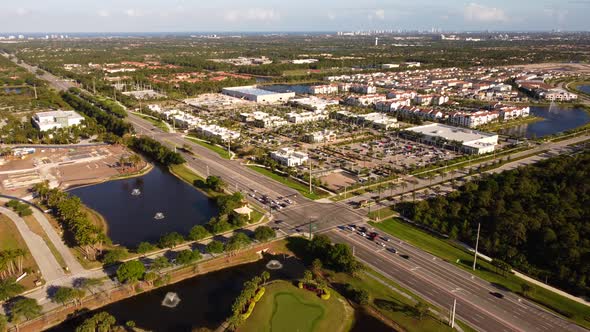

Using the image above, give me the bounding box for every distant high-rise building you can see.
[375,37,379,46]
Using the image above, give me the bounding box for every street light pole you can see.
[472,222,481,271]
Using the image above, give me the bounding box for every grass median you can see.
[247,165,328,200]
[185,136,230,159]
[370,218,590,329]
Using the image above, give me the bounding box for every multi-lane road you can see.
[128,113,590,332]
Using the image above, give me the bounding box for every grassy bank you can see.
[247,165,328,200]
[370,218,590,329]
[185,136,231,159]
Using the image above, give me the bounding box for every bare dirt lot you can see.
[0,145,146,197]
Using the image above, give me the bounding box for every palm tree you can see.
[260,271,270,285]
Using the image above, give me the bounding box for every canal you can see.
[498,105,590,138]
[69,165,218,247]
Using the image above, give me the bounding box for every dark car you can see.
[400,254,410,260]
[490,292,504,299]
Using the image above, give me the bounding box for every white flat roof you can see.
[407,123,496,143]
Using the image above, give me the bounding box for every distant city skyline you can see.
[0,0,588,33]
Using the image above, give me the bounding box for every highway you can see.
[329,227,587,332]
[127,113,590,332]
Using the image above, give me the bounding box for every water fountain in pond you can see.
[131,189,141,196]
[266,260,283,270]
[161,292,181,308]
[548,101,557,113]
[154,212,165,220]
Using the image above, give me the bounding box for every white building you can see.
[307,84,339,95]
[304,129,337,143]
[541,88,578,102]
[407,123,498,154]
[286,111,328,124]
[271,148,309,167]
[172,112,202,128]
[195,124,240,143]
[344,94,387,107]
[32,110,84,131]
[499,106,530,120]
[222,86,295,103]
[290,96,339,111]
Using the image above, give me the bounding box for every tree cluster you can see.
[33,182,110,261]
[128,136,185,166]
[399,152,590,295]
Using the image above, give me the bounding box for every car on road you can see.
[275,220,283,224]
[490,292,504,299]
[381,236,390,242]
[400,254,410,260]
[272,226,280,230]
[295,228,302,232]
[387,247,397,254]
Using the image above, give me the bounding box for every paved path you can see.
[29,207,85,274]
[0,207,65,282]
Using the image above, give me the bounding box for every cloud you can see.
[543,8,568,24]
[124,9,143,17]
[464,3,508,23]
[375,9,385,20]
[224,8,280,22]
[16,8,30,16]
[98,10,110,17]
[327,12,336,21]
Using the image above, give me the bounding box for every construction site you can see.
[0,145,148,197]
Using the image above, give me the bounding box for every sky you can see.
[0,0,588,33]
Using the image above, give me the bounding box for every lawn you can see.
[368,206,397,220]
[239,281,352,332]
[247,166,329,200]
[370,218,590,329]
[0,214,41,289]
[185,136,231,159]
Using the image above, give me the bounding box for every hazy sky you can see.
[0,0,587,33]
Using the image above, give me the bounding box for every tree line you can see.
[33,182,110,262]
[398,151,590,296]
[61,90,133,137]
[70,88,127,118]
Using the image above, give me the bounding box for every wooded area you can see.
[399,151,590,296]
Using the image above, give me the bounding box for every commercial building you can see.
[270,148,309,167]
[334,111,399,130]
[32,110,84,131]
[406,123,498,154]
[195,124,240,143]
[289,96,340,111]
[222,86,295,103]
[286,110,328,124]
[304,129,337,143]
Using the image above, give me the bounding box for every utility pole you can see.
[206,165,210,177]
[93,79,96,94]
[33,84,37,99]
[308,157,312,194]
[227,138,231,160]
[450,298,457,328]
[473,222,481,271]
